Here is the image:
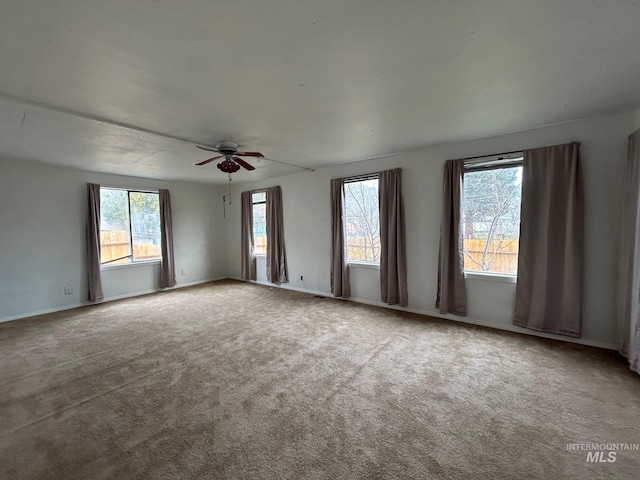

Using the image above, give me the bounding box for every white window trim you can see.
[462,153,523,279]
[464,271,517,283]
[101,259,162,271]
[342,174,381,265]
[100,187,162,267]
[252,190,267,256]
[348,261,380,269]
[463,152,523,171]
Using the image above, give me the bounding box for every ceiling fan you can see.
[195,141,264,173]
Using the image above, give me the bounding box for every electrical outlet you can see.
[64,286,73,295]
[181,269,187,276]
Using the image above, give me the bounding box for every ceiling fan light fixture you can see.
[216,159,241,173]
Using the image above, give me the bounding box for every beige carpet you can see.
[1,280,639,479]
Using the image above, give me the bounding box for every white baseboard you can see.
[230,277,330,298]
[0,302,87,324]
[3,276,619,351]
[230,277,618,351]
[172,277,229,289]
[0,277,227,324]
[349,296,618,350]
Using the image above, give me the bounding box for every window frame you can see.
[462,153,523,279]
[99,186,162,269]
[252,190,267,257]
[342,173,381,266]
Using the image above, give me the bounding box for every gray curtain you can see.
[330,178,350,298]
[87,183,104,302]
[379,168,408,307]
[617,129,640,374]
[241,190,256,281]
[266,186,288,284]
[514,142,584,337]
[436,159,466,315]
[159,189,176,288]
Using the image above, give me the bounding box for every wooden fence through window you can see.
[100,230,161,264]
[463,238,518,274]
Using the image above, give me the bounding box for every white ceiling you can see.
[1,0,639,185]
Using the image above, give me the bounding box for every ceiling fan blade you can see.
[235,151,264,158]
[196,145,220,153]
[196,155,223,166]
[233,157,255,171]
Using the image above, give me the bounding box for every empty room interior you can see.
[1,1,640,479]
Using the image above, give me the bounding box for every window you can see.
[463,157,523,275]
[252,191,267,255]
[99,188,161,265]
[344,177,380,263]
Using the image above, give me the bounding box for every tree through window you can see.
[344,178,380,263]
[252,191,267,255]
[463,159,523,275]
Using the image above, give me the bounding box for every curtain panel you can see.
[266,186,289,284]
[87,183,104,302]
[330,178,350,298]
[514,142,584,337]
[379,168,408,307]
[617,129,640,374]
[241,190,257,281]
[436,159,466,315]
[159,189,176,288]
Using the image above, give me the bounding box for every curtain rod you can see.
[461,141,580,163]
[343,173,379,183]
[101,185,159,194]
[462,149,523,162]
[338,168,403,183]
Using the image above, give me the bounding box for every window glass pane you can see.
[253,202,267,255]
[344,179,380,263]
[252,191,266,203]
[463,165,522,275]
[130,192,161,262]
[99,188,132,264]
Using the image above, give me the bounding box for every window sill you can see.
[101,260,161,271]
[348,261,380,270]
[464,271,516,283]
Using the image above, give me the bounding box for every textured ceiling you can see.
[0,0,639,184]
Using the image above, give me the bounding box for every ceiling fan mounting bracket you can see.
[215,141,239,156]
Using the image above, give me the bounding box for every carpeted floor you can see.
[1,280,639,479]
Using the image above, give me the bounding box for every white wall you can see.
[2,109,636,344]
[226,109,638,347]
[0,159,228,321]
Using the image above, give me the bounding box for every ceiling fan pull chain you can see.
[228,174,232,205]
